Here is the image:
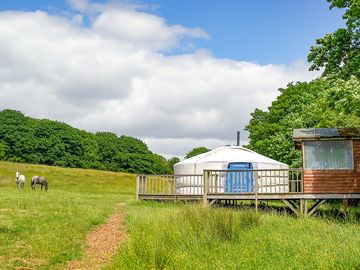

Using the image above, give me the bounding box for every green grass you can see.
[108,202,360,270]
[0,161,136,269]
[2,160,360,270]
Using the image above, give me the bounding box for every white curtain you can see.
[304,141,353,170]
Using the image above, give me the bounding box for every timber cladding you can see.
[303,140,360,194]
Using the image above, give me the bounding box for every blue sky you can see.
[0,0,344,64]
[0,0,346,157]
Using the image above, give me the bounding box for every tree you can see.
[167,157,180,173]
[0,109,173,174]
[0,141,5,159]
[246,76,360,167]
[308,0,360,79]
[0,109,37,162]
[247,0,360,167]
[95,132,120,170]
[185,147,210,159]
[315,76,360,126]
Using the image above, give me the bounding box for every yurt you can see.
[174,145,289,195]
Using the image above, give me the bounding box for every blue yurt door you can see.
[226,162,254,192]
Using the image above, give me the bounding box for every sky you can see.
[0,0,345,158]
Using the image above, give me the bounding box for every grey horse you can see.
[31,176,48,191]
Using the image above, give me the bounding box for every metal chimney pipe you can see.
[237,131,240,146]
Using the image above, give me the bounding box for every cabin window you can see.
[304,141,353,170]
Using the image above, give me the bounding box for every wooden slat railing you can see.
[136,174,204,198]
[203,168,302,195]
[136,169,302,199]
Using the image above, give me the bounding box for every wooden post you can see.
[307,199,327,217]
[136,175,139,200]
[288,169,292,192]
[254,171,258,212]
[155,176,157,193]
[282,199,300,216]
[215,174,218,193]
[174,176,177,202]
[203,171,209,206]
[144,175,147,194]
[149,176,152,194]
[300,199,304,215]
[168,177,172,194]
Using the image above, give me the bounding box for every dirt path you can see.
[66,206,126,270]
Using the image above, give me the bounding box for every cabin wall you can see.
[303,140,360,194]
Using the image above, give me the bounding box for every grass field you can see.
[109,202,360,270]
[0,161,135,269]
[2,161,360,270]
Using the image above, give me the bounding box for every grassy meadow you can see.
[0,161,135,269]
[109,202,360,270]
[1,161,360,269]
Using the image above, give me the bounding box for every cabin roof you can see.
[293,128,360,142]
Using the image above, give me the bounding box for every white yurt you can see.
[173,145,289,195]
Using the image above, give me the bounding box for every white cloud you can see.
[143,137,234,160]
[0,3,318,158]
[93,9,208,51]
[67,0,106,13]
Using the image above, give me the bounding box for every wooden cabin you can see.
[293,128,360,194]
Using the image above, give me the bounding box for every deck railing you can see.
[137,168,302,199]
[136,174,203,199]
[203,168,302,195]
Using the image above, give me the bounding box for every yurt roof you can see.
[177,145,287,166]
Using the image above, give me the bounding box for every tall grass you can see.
[177,205,262,242]
[108,204,263,269]
[316,201,360,222]
[108,202,360,270]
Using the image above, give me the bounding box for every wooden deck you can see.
[138,194,203,201]
[138,192,360,202]
[136,169,360,216]
[139,193,360,200]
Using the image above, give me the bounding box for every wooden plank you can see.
[307,199,327,217]
[139,194,202,201]
[138,192,360,202]
[300,199,304,214]
[304,179,359,182]
[215,174,218,194]
[174,176,177,201]
[162,176,164,194]
[255,172,258,212]
[136,175,139,200]
[168,178,171,194]
[203,171,209,206]
[155,176,158,194]
[282,199,300,216]
[206,193,360,200]
[209,199,217,206]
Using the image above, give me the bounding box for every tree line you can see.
[246,0,359,167]
[0,109,178,174]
